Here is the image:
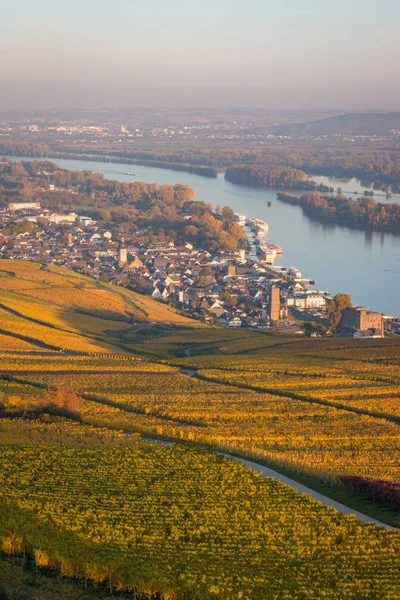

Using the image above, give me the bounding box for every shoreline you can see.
[5,155,399,317]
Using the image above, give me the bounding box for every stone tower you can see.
[118,238,128,266]
[268,286,280,322]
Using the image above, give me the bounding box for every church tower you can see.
[118,238,128,266]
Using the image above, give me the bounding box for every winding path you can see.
[143,436,392,529]
[177,368,394,527]
[230,456,392,529]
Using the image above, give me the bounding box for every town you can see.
[1,198,395,338]
[2,110,400,147]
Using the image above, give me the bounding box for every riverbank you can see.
[4,148,219,178]
[277,191,400,235]
[225,163,329,191]
[8,155,400,316]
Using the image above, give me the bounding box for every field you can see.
[1,261,400,598]
[118,325,300,358]
[0,260,193,353]
[1,331,400,491]
[1,433,400,599]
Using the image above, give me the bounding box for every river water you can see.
[10,156,400,316]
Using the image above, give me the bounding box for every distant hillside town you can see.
[0,200,396,337]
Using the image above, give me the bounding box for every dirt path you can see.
[140,436,392,529]
[180,368,196,377]
[229,456,392,529]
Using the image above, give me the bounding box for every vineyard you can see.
[0,260,193,355]
[2,345,400,492]
[118,326,299,359]
[1,442,400,599]
[1,262,400,597]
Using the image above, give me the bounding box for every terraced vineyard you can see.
[2,342,400,496]
[1,439,400,599]
[117,325,294,359]
[0,260,193,354]
[1,261,400,597]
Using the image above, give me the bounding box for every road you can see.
[230,455,392,529]
[140,436,393,529]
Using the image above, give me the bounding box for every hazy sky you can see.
[1,0,399,110]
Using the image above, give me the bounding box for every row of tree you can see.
[0,160,246,252]
[224,164,312,189]
[2,141,400,187]
[340,475,400,509]
[278,191,400,233]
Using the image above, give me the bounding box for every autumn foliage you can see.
[340,476,400,509]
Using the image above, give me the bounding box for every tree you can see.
[326,293,352,331]
[220,291,238,307]
[185,225,199,237]
[228,221,245,241]
[130,274,149,293]
[301,322,328,337]
[221,206,235,220]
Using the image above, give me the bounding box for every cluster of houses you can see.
[1,205,396,337]
[0,205,335,330]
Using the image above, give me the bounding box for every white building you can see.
[287,291,327,310]
[227,317,242,327]
[49,213,77,225]
[288,267,302,281]
[78,216,96,227]
[8,202,41,212]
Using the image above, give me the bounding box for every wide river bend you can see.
[10,156,400,316]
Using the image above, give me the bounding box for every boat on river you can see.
[246,218,269,236]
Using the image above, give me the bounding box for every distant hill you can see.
[276,113,400,137]
[0,260,192,353]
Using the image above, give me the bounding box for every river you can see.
[10,156,400,316]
